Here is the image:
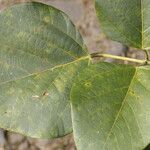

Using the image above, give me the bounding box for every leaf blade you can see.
[0,2,89,138]
[71,62,150,150]
[95,0,150,49]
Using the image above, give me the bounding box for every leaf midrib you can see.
[141,0,144,48]
[0,56,90,86]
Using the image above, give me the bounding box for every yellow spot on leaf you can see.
[44,16,50,23]
[32,95,40,99]
[84,82,92,88]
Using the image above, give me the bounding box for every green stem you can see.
[91,53,150,64]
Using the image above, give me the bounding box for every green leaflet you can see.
[71,62,150,150]
[0,2,90,138]
[95,0,150,50]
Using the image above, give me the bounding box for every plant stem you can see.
[122,45,129,57]
[144,50,150,61]
[91,53,150,64]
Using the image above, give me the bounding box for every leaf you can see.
[0,2,90,138]
[95,0,150,50]
[71,62,150,150]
